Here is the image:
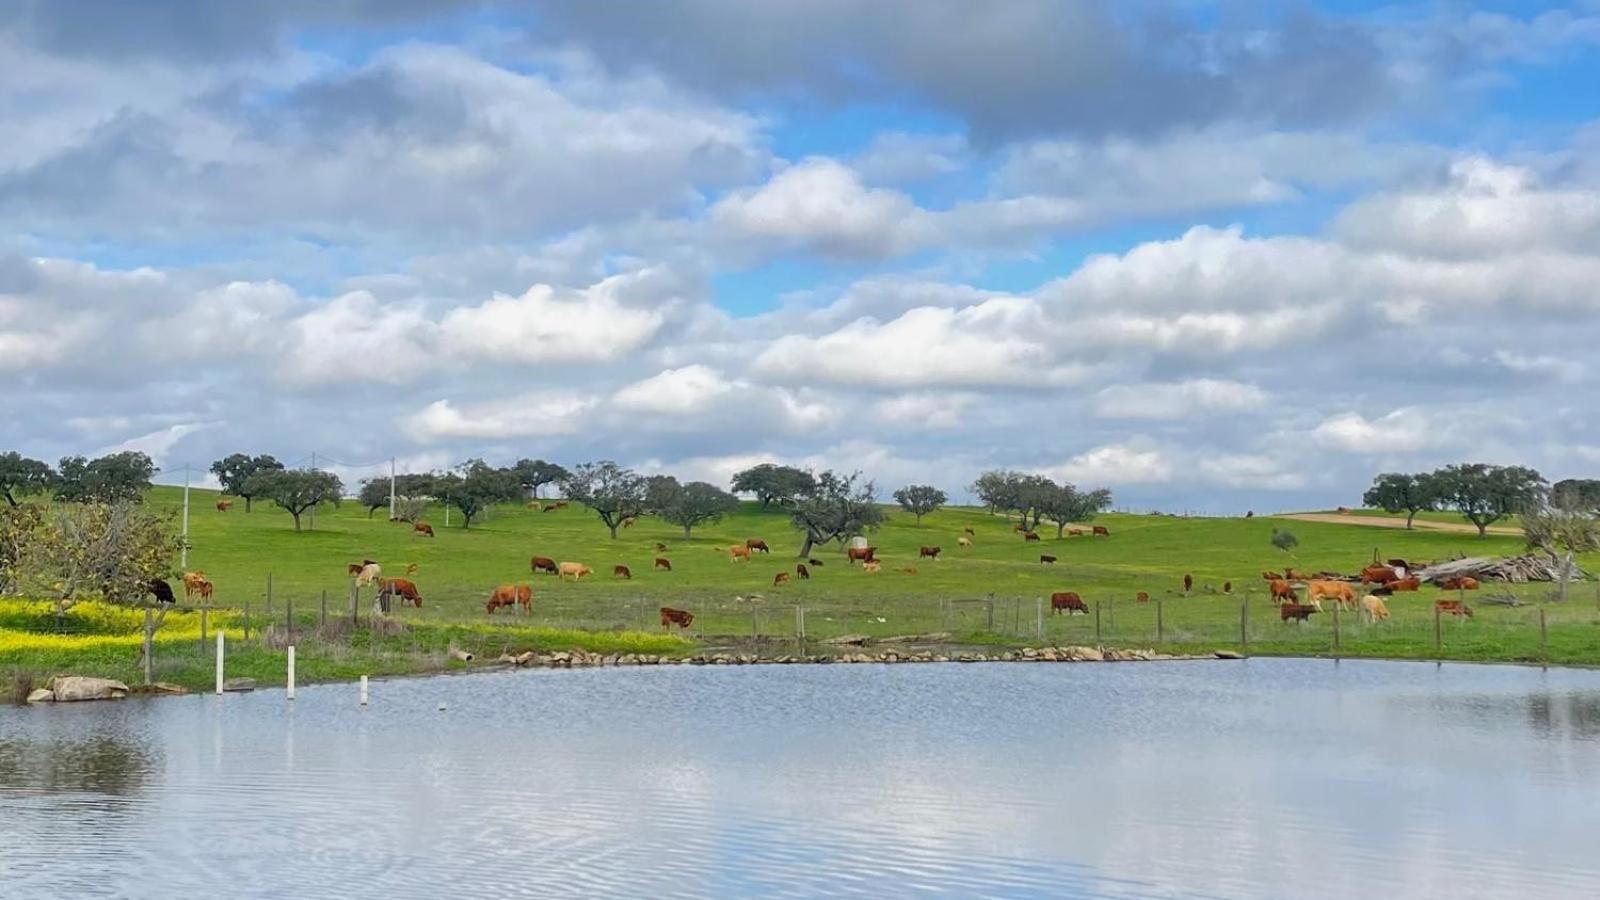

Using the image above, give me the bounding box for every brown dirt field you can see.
[1273,512,1519,536]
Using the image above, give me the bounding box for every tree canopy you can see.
[54,452,156,504]
[1432,463,1547,537]
[243,468,344,532]
[644,474,682,514]
[0,451,54,507]
[1035,483,1114,538]
[434,460,520,528]
[209,453,284,511]
[658,481,740,538]
[562,461,648,539]
[789,470,885,557]
[357,473,436,517]
[892,484,947,524]
[512,458,570,499]
[1361,472,1438,529]
[731,464,816,508]
[1551,479,1600,516]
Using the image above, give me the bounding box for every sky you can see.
[4,1,1600,513]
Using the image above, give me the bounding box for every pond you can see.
[3,659,1600,898]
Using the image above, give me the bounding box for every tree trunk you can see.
[683,525,693,539]
[291,511,302,532]
[3,492,16,507]
[244,496,253,513]
[1405,509,1416,529]
[608,522,620,539]
[1475,520,1488,537]
[799,534,817,558]
[1056,522,1066,538]
[915,513,923,525]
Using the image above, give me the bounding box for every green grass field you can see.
[6,486,1600,697]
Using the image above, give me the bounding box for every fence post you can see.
[142,607,154,685]
[350,582,358,626]
[752,607,759,638]
[286,594,293,638]
[320,590,327,629]
[1035,597,1043,641]
[1156,597,1164,643]
[1433,605,1442,654]
[795,605,805,649]
[286,645,296,701]
[265,572,273,615]
[1332,600,1341,657]
[1094,602,1101,642]
[1240,595,1248,650]
[199,607,208,652]
[215,630,224,694]
[359,675,369,706]
[243,599,251,642]
[985,595,994,631]
[1540,607,1549,666]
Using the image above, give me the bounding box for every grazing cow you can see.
[1067,528,1085,537]
[557,562,593,581]
[919,546,941,560]
[621,516,636,529]
[147,579,176,605]
[774,572,790,587]
[957,536,974,548]
[654,557,672,571]
[1039,554,1057,565]
[862,560,882,573]
[1389,576,1421,592]
[1135,591,1150,603]
[486,584,531,614]
[356,563,382,588]
[1013,522,1028,533]
[1281,603,1318,622]
[182,571,208,600]
[1307,580,1357,610]
[1262,570,1285,581]
[1223,581,1233,594]
[1183,573,1193,593]
[1050,591,1088,615]
[530,556,559,575]
[1023,532,1041,542]
[1435,600,1474,618]
[542,504,560,513]
[746,539,771,554]
[1284,567,1308,582]
[613,565,632,580]
[901,566,918,576]
[808,558,826,567]
[377,578,423,608]
[552,501,569,510]
[655,543,669,552]
[1336,506,1351,514]
[660,607,694,630]
[796,563,810,580]
[215,500,233,512]
[413,521,435,538]
[1268,579,1298,604]
[347,563,365,576]
[1092,525,1110,537]
[1361,564,1400,585]
[1360,594,1391,622]
[729,545,752,562]
[1438,576,1480,591]
[846,547,876,564]
[963,526,976,536]
[195,579,214,602]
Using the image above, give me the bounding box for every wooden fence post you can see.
[1240,595,1248,650]
[1156,597,1164,643]
[1332,600,1341,656]
[1540,607,1549,666]
[243,599,251,642]
[142,607,154,685]
[985,595,995,631]
[199,607,208,653]
[265,572,273,615]
[1434,605,1442,653]
[1094,602,1101,642]
[320,589,327,629]
[1035,597,1043,641]
[286,594,293,638]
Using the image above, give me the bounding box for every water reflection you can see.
[0,660,1598,899]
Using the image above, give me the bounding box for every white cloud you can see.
[408,394,597,441]
[279,291,434,387]
[871,392,977,429]
[1047,442,1174,486]
[1197,454,1307,490]
[438,268,670,366]
[711,157,927,260]
[612,364,734,415]
[94,422,215,468]
[1093,380,1268,420]
[1310,410,1435,454]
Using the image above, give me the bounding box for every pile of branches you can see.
[1415,554,1588,584]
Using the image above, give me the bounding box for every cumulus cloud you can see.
[438,269,671,365]
[409,394,597,441]
[1093,380,1269,420]
[1047,442,1174,486]
[1310,410,1437,454]
[711,158,927,260]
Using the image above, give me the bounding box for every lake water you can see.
[3,659,1600,898]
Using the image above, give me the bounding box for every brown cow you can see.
[1135,591,1150,603]
[1223,581,1233,594]
[1436,600,1474,618]
[846,547,876,564]
[1183,573,1193,593]
[963,526,976,536]
[773,571,791,586]
[378,578,423,608]
[1336,506,1351,514]
[1361,564,1399,585]
[557,562,592,581]
[215,500,233,512]
[654,557,672,571]
[746,539,770,553]
[1067,528,1084,537]
[919,546,941,560]
[1389,576,1421,592]
[1284,567,1308,582]
[796,563,810,580]
[1268,579,1298,604]
[660,607,694,630]
[808,558,825,567]
[182,571,208,600]
[1262,570,1285,581]
[621,516,636,529]
[1438,576,1480,591]
[1023,532,1041,542]
[729,545,752,562]
[355,563,382,588]
[655,542,669,552]
[1040,554,1057,564]
[413,521,435,537]
[1092,525,1110,537]
[613,565,632,580]
[195,579,214,602]
[1281,603,1318,622]
[530,556,559,575]
[486,584,532,614]
[1050,592,1088,615]
[1307,580,1357,610]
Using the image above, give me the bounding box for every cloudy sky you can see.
[4,1,1600,512]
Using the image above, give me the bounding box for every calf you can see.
[613,565,632,580]
[862,560,882,573]
[413,521,435,538]
[660,607,694,630]
[557,562,592,581]
[215,500,233,512]
[1092,525,1110,537]
[530,556,559,575]
[1438,576,1480,591]
[1389,576,1421,592]
[729,545,752,562]
[808,558,825,567]
[1183,573,1193,593]
[486,584,531,614]
[957,536,973,548]
[1067,528,1084,537]
[1268,579,1298,604]
[1360,594,1391,622]
[773,571,790,587]
[1039,554,1057,565]
[919,546,941,560]
[1436,600,1474,618]
[1262,570,1285,581]
[356,563,382,588]
[1361,564,1399,585]
[1050,592,1088,615]
[654,557,672,571]
[746,538,770,553]
[1023,532,1041,542]
[796,563,810,580]
[1281,603,1318,622]
[1135,591,1150,603]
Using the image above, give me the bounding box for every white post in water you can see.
[180,464,191,570]
[215,630,225,694]
[287,645,297,700]
[359,675,369,706]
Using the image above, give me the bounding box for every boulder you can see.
[148,682,188,695]
[26,688,54,704]
[47,676,130,702]
[822,634,871,646]
[1214,650,1245,660]
[222,677,257,692]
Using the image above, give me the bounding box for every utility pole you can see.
[180,464,191,570]
[309,451,317,530]
[389,457,397,521]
